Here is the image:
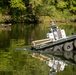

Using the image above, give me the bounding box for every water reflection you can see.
[10,24,38,45]
[10,23,47,46]
[38,50,76,75]
[42,51,76,65]
[0,24,11,31]
[0,23,76,75]
[0,23,76,48]
[0,28,11,48]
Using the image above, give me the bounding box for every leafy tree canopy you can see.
[9,0,26,10]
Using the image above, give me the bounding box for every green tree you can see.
[70,0,76,14]
[57,1,68,11]
[9,0,26,10]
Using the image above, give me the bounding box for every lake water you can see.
[0,23,76,56]
[0,22,76,73]
[0,22,76,48]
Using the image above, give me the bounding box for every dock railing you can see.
[31,38,54,47]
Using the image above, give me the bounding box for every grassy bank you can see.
[0,13,11,23]
[39,15,76,24]
[0,12,76,23]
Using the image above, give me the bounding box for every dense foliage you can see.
[0,0,76,22]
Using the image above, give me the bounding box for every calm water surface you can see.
[0,23,76,60]
[0,22,76,48]
[0,22,76,74]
